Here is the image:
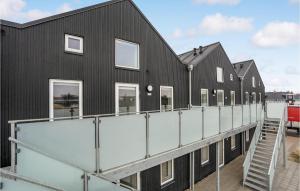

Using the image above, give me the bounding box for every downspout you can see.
[188,64,193,109]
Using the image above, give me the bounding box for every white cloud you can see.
[170,13,253,39]
[192,0,240,5]
[252,21,300,48]
[0,0,73,22]
[289,0,300,4]
[200,13,253,35]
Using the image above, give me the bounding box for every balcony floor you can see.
[186,131,300,191]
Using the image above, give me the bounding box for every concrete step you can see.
[248,171,268,181]
[244,180,267,191]
[246,176,268,188]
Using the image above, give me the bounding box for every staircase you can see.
[244,119,280,191]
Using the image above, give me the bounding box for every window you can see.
[160,160,174,185]
[218,140,224,167]
[201,146,209,165]
[115,83,139,114]
[160,86,173,111]
[252,76,256,88]
[230,74,234,81]
[258,81,261,87]
[252,92,256,104]
[120,173,140,190]
[201,89,209,106]
[245,92,249,105]
[230,91,235,106]
[246,130,250,142]
[216,67,224,83]
[65,34,83,54]
[231,135,236,150]
[217,90,224,106]
[115,39,139,69]
[49,80,83,119]
[259,93,262,103]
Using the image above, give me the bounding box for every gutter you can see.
[187,64,193,109]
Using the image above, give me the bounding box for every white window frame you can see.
[218,140,225,167]
[160,86,174,111]
[160,159,174,185]
[120,173,141,190]
[230,91,235,106]
[49,79,83,119]
[216,67,224,83]
[65,34,83,54]
[252,92,256,104]
[231,135,236,150]
[115,83,140,114]
[201,145,210,165]
[201,89,209,106]
[217,89,224,106]
[245,92,249,105]
[115,39,140,70]
[252,76,256,88]
[246,130,250,142]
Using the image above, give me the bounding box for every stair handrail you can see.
[242,105,264,185]
[267,105,286,190]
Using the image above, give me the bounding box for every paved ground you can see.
[186,130,300,191]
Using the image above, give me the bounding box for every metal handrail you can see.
[0,169,65,191]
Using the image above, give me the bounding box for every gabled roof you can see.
[232,60,254,78]
[178,42,220,66]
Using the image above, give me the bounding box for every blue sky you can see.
[1,0,299,92]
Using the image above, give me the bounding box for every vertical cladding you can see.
[0,0,188,166]
[224,133,242,164]
[191,45,241,106]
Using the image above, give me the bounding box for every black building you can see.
[0,0,264,190]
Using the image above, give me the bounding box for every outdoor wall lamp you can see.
[146,85,153,93]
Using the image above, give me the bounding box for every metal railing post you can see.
[202,107,205,139]
[83,173,89,191]
[145,112,150,158]
[218,106,221,134]
[95,117,100,174]
[179,109,182,148]
[216,141,220,191]
[10,122,16,173]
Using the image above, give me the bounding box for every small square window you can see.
[217,67,224,83]
[201,146,209,165]
[115,39,139,69]
[160,160,174,185]
[65,34,83,54]
[231,135,236,150]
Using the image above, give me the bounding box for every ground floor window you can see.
[120,173,140,190]
[218,140,224,167]
[201,145,210,165]
[160,86,173,111]
[49,79,83,119]
[246,130,250,142]
[160,160,174,185]
[217,90,224,106]
[115,83,139,114]
[201,89,209,106]
[231,135,236,150]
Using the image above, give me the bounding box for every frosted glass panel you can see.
[181,108,202,145]
[149,111,179,155]
[99,114,146,171]
[88,175,129,191]
[220,106,232,132]
[250,104,257,123]
[267,102,286,119]
[204,107,219,138]
[233,105,243,128]
[243,105,250,125]
[17,145,84,191]
[17,118,96,172]
[0,178,56,191]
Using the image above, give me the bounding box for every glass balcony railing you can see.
[10,104,263,174]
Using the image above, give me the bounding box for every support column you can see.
[216,142,220,191]
[190,152,195,191]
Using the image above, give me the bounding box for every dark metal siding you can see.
[224,133,242,164]
[242,64,265,104]
[0,0,188,166]
[141,154,190,191]
[245,127,256,151]
[191,45,241,106]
